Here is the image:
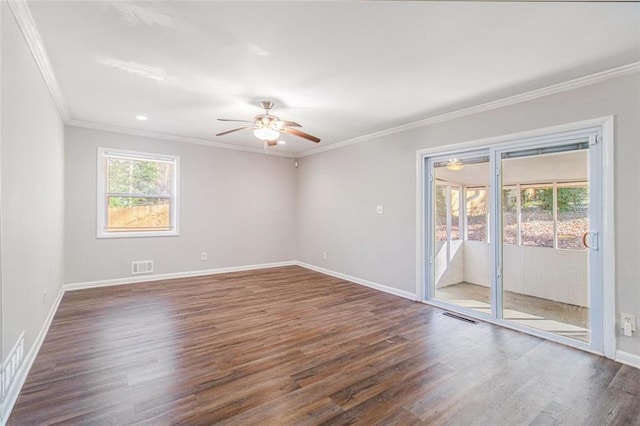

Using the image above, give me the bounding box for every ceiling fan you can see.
[216,100,320,147]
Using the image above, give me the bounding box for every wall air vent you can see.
[131,260,154,275]
[1,332,24,402]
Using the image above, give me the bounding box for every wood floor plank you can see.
[8,266,640,425]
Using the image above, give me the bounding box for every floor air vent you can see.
[132,260,154,275]
[443,312,477,324]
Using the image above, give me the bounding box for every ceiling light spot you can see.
[136,115,148,121]
[277,140,286,145]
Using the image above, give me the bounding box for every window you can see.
[97,148,179,238]
[520,185,554,248]
[450,187,460,240]
[435,184,447,253]
[502,187,519,245]
[466,187,488,242]
[499,182,587,250]
[557,184,589,250]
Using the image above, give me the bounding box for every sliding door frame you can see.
[424,149,493,311]
[415,116,615,358]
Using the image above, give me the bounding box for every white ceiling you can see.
[27,1,640,154]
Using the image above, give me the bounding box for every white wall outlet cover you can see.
[620,313,636,332]
[376,205,384,215]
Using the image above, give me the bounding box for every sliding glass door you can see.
[425,129,603,352]
[429,152,493,316]
[498,140,599,345]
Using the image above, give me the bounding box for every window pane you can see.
[502,188,518,244]
[107,197,171,231]
[451,188,460,240]
[557,186,589,250]
[107,158,173,195]
[466,188,487,241]
[435,185,447,253]
[521,187,553,248]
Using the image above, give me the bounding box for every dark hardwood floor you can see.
[9,266,640,425]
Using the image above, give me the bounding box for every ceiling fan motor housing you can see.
[216,100,320,143]
[254,114,281,130]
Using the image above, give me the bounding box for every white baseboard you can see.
[1,286,64,426]
[63,261,417,302]
[615,350,640,370]
[63,261,297,291]
[295,261,417,301]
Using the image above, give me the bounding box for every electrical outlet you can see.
[376,205,384,215]
[620,313,636,332]
[322,251,328,260]
[201,252,208,261]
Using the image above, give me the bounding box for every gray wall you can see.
[297,73,640,356]
[64,127,297,284]
[1,3,65,359]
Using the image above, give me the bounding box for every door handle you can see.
[582,232,598,250]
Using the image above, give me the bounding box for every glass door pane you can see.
[500,146,591,342]
[432,155,491,315]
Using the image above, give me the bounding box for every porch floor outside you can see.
[436,282,589,342]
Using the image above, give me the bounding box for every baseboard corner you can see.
[615,349,640,370]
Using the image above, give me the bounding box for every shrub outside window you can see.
[97,148,179,238]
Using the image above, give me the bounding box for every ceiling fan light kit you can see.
[253,127,280,141]
[216,100,320,146]
[446,159,464,171]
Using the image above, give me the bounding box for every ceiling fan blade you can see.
[217,118,254,123]
[266,140,278,147]
[216,126,251,136]
[277,120,301,128]
[281,127,321,143]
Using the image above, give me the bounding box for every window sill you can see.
[97,230,180,239]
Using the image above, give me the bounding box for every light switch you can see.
[376,205,384,215]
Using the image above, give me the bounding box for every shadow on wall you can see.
[435,240,464,287]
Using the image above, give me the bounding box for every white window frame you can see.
[97,147,180,238]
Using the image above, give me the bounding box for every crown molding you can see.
[66,61,639,160]
[8,0,71,121]
[66,120,296,158]
[297,62,640,158]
